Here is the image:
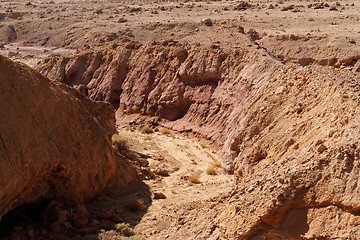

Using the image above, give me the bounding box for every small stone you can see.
[177,216,185,225]
[153,168,170,177]
[247,28,261,41]
[317,144,327,154]
[154,192,167,199]
[118,18,127,23]
[201,18,213,26]
[95,9,103,14]
[275,86,286,94]
[315,139,323,146]
[238,25,245,34]
[327,130,335,137]
[247,186,254,192]
[234,1,252,10]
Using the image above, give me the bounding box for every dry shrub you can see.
[212,160,222,168]
[115,223,135,237]
[160,127,171,135]
[126,198,145,212]
[112,134,128,151]
[139,125,153,134]
[206,166,217,175]
[188,173,200,184]
[200,143,207,149]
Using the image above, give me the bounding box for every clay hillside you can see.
[0,0,360,239]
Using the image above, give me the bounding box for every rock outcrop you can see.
[0,55,136,221]
[36,40,360,238]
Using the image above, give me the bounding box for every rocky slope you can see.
[0,55,138,227]
[211,64,360,239]
[36,37,360,238]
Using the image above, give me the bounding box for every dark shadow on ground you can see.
[0,151,152,240]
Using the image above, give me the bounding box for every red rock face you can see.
[36,41,360,238]
[0,55,137,220]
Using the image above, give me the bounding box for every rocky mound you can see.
[0,55,137,223]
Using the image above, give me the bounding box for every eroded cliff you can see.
[36,37,360,239]
[0,55,137,224]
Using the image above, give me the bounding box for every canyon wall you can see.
[36,40,360,238]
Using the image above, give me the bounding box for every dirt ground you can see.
[1,0,359,63]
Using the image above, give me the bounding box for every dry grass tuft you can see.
[126,198,145,212]
[139,125,154,134]
[206,166,217,175]
[112,134,129,151]
[188,173,201,184]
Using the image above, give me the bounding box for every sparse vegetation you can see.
[160,127,171,135]
[206,166,217,175]
[126,126,136,132]
[200,143,207,149]
[139,125,154,134]
[115,223,135,237]
[112,134,129,151]
[188,173,201,184]
[212,160,222,168]
[126,198,145,212]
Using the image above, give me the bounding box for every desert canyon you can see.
[0,0,360,239]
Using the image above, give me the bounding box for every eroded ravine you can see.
[114,126,234,239]
[1,0,360,238]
